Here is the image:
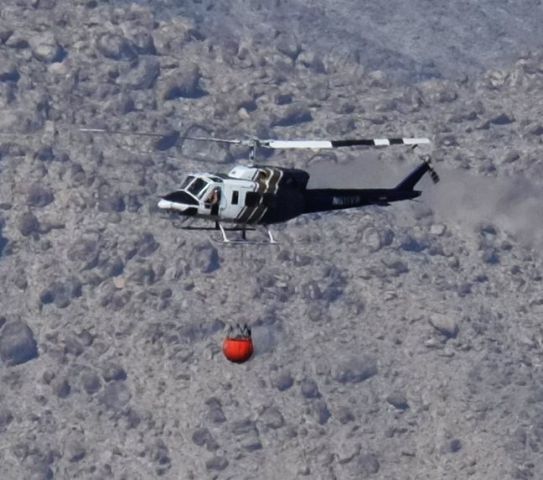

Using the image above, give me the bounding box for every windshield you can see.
[162,191,199,205]
[187,178,208,198]
[180,175,195,190]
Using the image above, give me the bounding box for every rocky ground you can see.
[1,1,543,479]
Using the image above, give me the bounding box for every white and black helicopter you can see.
[82,129,439,244]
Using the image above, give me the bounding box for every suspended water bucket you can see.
[223,324,253,363]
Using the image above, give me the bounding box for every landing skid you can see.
[180,225,256,232]
[212,223,279,245]
[170,218,278,245]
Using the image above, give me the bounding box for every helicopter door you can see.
[203,186,221,215]
[221,184,252,221]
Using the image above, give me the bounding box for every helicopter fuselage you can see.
[158,165,308,224]
[158,162,430,226]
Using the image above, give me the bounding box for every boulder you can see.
[276,35,301,61]
[67,237,98,270]
[102,363,127,382]
[5,31,29,49]
[271,370,294,391]
[399,234,428,252]
[489,112,514,125]
[18,212,40,237]
[482,248,500,265]
[0,321,39,366]
[357,453,380,475]
[420,80,458,103]
[0,407,13,432]
[336,439,361,464]
[101,381,132,410]
[300,378,321,399]
[39,277,82,308]
[298,51,326,73]
[66,440,86,463]
[98,191,125,213]
[362,227,383,252]
[192,428,219,451]
[334,356,378,384]
[26,184,54,207]
[429,314,459,338]
[126,29,156,55]
[153,17,200,55]
[52,378,71,398]
[258,407,284,429]
[81,371,102,395]
[121,56,160,90]
[149,439,171,467]
[160,65,205,100]
[96,33,136,61]
[135,232,159,257]
[229,418,262,451]
[0,226,7,257]
[301,281,323,301]
[272,103,312,127]
[29,33,64,63]
[386,391,409,410]
[336,406,355,424]
[0,29,13,44]
[205,456,228,472]
[205,397,226,424]
[274,93,293,105]
[313,399,331,425]
[0,60,19,82]
[192,243,220,273]
[382,257,409,276]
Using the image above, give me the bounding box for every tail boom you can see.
[303,160,437,214]
[303,188,420,214]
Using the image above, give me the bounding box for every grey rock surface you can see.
[1,1,543,479]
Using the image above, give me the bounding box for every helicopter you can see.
[81,129,439,244]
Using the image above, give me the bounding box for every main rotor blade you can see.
[79,128,247,146]
[79,127,169,138]
[262,138,431,149]
[78,129,430,151]
[181,136,244,145]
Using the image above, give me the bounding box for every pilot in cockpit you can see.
[206,187,221,216]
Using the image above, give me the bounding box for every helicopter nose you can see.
[157,199,198,216]
[158,199,170,209]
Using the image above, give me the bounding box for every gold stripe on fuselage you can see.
[253,167,283,224]
[237,167,282,225]
[235,168,261,224]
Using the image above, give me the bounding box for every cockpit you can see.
[180,175,224,199]
[158,174,223,214]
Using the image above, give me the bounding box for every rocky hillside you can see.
[1,1,543,479]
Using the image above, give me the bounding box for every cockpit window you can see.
[162,190,199,205]
[180,175,195,190]
[187,178,208,197]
